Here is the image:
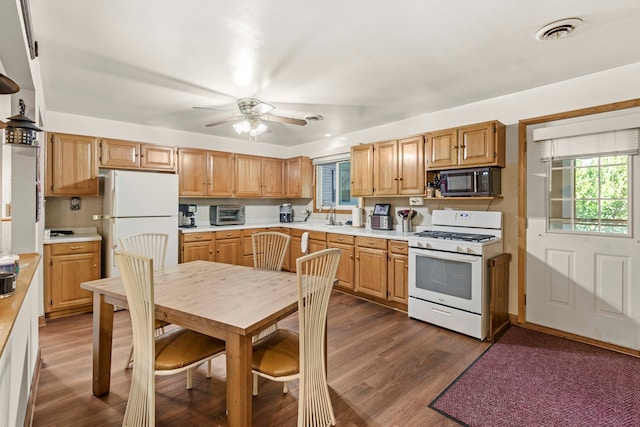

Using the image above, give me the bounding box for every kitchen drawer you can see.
[242,228,267,238]
[291,228,326,241]
[267,227,290,235]
[182,232,215,242]
[327,233,354,245]
[355,236,387,250]
[215,229,242,240]
[48,240,100,255]
[388,240,408,255]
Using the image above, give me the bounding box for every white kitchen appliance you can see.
[407,210,503,340]
[103,170,179,277]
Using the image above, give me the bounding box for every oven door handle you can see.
[411,248,480,263]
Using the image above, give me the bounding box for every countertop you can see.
[43,227,103,244]
[179,221,423,241]
[0,253,41,356]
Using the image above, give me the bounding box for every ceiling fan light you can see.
[233,120,250,134]
[249,122,268,136]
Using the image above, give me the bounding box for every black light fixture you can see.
[0,72,20,94]
[5,99,42,145]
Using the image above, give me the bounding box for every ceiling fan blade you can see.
[205,117,242,127]
[261,114,307,126]
[0,119,6,129]
[251,102,274,115]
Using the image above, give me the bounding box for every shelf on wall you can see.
[425,196,503,200]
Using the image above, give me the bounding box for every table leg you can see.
[92,293,114,396]
[226,333,252,427]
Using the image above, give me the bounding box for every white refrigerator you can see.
[103,170,179,277]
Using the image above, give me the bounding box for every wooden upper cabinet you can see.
[178,148,208,196]
[458,121,505,168]
[374,136,425,196]
[426,128,458,169]
[100,138,176,171]
[140,144,176,171]
[397,135,425,195]
[350,144,374,196]
[261,157,285,197]
[285,156,313,198]
[46,133,99,197]
[207,151,234,197]
[426,120,505,170]
[100,139,139,168]
[235,154,263,197]
[373,140,398,196]
[235,154,284,197]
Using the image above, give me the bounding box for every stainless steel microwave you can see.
[439,167,501,197]
[209,205,245,225]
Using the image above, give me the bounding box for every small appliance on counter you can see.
[370,203,394,230]
[179,203,197,228]
[210,205,245,225]
[279,204,293,223]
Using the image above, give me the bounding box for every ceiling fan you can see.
[201,98,308,139]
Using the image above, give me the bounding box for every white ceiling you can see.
[28,0,640,146]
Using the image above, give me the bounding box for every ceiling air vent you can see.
[304,114,323,122]
[535,18,583,41]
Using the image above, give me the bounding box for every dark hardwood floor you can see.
[33,291,490,426]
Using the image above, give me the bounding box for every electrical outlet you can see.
[409,197,424,206]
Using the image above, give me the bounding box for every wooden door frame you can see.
[517,98,640,325]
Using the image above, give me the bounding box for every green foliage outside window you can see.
[549,155,629,235]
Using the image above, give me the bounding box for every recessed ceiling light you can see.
[324,133,332,137]
[535,18,583,41]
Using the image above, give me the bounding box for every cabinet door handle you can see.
[69,246,84,250]
[194,235,202,239]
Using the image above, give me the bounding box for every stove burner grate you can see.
[414,231,495,242]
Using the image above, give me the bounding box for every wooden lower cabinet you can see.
[44,241,101,318]
[387,240,408,306]
[354,237,387,299]
[327,233,354,291]
[290,229,326,273]
[215,229,243,265]
[180,231,215,263]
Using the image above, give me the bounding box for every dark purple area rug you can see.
[429,326,640,427]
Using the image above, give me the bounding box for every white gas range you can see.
[407,210,503,340]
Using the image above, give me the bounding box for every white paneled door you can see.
[526,127,640,351]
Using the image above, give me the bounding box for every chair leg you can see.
[207,360,212,378]
[252,373,258,396]
[186,368,193,390]
[124,343,134,370]
[283,381,288,394]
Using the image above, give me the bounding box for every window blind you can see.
[533,113,640,161]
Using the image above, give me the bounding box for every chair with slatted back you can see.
[120,233,171,370]
[252,248,340,427]
[250,231,292,393]
[115,251,225,426]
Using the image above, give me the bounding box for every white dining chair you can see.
[250,231,292,393]
[252,248,340,427]
[115,251,226,426]
[120,233,170,370]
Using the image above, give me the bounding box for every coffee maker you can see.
[279,204,293,223]
[179,204,197,227]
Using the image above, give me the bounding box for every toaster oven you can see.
[209,205,245,225]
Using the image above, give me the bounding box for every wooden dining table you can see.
[81,260,299,427]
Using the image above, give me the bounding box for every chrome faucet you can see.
[321,201,336,225]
